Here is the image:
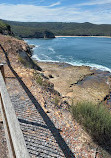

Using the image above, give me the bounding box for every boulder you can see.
[19,51,42,71]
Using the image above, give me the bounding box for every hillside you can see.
[0,33,111,157]
[0,20,13,35]
[0,20,55,38]
[2,20,111,37]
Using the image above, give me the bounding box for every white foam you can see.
[35,45,40,48]
[48,47,56,54]
[32,54,41,61]
[32,53,111,72]
[24,40,28,42]
[32,54,60,63]
[23,39,40,49]
[57,55,65,61]
[59,38,66,40]
[33,45,40,50]
[41,54,51,60]
[32,53,51,61]
[68,61,111,72]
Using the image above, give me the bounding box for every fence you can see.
[0,64,30,158]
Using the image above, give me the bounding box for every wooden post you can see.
[0,64,5,82]
[0,65,30,158]
[0,95,16,158]
[0,64,4,123]
[0,64,15,158]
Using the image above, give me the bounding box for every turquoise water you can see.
[25,37,111,72]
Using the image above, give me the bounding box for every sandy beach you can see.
[55,35,111,38]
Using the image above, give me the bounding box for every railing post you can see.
[0,64,15,158]
[0,64,5,82]
[0,95,16,158]
[0,64,30,158]
[0,65,4,123]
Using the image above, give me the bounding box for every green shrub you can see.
[34,72,54,90]
[18,56,26,65]
[71,102,111,146]
[18,56,30,68]
[52,96,60,106]
[36,75,43,86]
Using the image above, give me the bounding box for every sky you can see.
[0,0,111,24]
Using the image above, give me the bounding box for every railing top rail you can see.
[0,69,30,158]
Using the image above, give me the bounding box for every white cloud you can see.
[78,0,111,6]
[49,2,61,7]
[0,4,77,22]
[0,3,111,24]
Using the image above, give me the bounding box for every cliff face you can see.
[20,30,55,38]
[44,31,55,38]
[0,20,13,36]
[0,20,55,39]
[0,34,42,71]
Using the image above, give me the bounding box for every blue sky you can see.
[0,0,111,24]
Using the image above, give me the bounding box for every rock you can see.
[29,45,35,49]
[20,30,55,38]
[44,31,55,38]
[48,74,54,78]
[19,51,42,71]
[0,34,42,71]
[0,20,14,36]
[31,32,43,38]
[38,62,110,104]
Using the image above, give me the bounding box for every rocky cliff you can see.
[1,20,55,39]
[0,20,13,36]
[20,30,55,38]
[0,34,42,71]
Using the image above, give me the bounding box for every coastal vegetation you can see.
[33,71,54,90]
[2,20,111,37]
[52,96,60,107]
[18,55,29,67]
[0,20,55,38]
[0,20,13,35]
[71,101,111,151]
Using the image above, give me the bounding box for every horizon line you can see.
[1,19,111,25]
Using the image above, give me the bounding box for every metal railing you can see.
[0,64,30,158]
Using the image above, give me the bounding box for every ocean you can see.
[25,37,111,72]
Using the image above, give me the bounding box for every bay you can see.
[25,37,111,72]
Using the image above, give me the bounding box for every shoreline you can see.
[24,36,111,39]
[37,60,110,104]
[1,34,111,157]
[27,38,111,73]
[55,35,111,38]
[32,57,111,73]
